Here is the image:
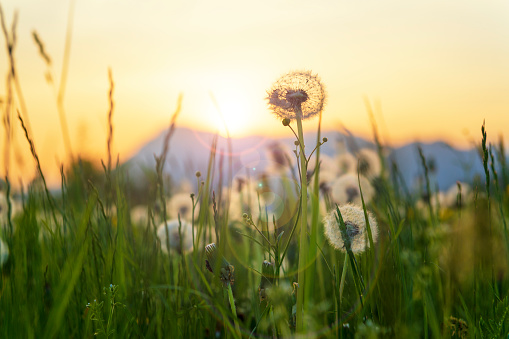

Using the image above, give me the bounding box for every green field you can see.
[2,99,509,338]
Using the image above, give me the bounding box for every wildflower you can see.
[356,148,382,178]
[334,152,357,176]
[0,236,8,266]
[157,219,194,254]
[166,192,199,221]
[266,71,326,121]
[324,204,378,253]
[331,173,374,205]
[205,243,235,286]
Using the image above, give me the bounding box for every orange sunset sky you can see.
[1,0,509,186]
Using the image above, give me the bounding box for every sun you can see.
[206,89,254,138]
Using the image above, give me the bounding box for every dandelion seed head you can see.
[157,219,194,254]
[324,204,378,253]
[166,192,199,221]
[357,148,382,178]
[334,152,356,176]
[331,173,374,205]
[266,71,326,121]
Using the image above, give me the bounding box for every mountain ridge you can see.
[124,126,487,193]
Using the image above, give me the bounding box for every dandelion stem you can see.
[295,110,309,333]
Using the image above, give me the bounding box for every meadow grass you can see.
[2,105,509,338]
[1,17,509,337]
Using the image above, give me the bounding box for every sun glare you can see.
[206,88,255,138]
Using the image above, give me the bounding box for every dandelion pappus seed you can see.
[266,70,326,121]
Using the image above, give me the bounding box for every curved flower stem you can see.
[295,110,309,333]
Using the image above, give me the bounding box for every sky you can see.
[1,0,509,185]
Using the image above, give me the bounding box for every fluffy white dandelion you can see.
[331,173,374,205]
[311,169,337,197]
[324,204,378,253]
[166,193,199,221]
[157,219,194,254]
[266,71,326,121]
[356,148,382,178]
[131,205,151,226]
[334,152,357,176]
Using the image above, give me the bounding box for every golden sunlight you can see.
[207,89,254,138]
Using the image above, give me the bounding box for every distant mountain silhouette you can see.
[124,127,487,193]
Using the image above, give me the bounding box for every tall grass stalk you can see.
[0,6,33,137]
[17,113,60,226]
